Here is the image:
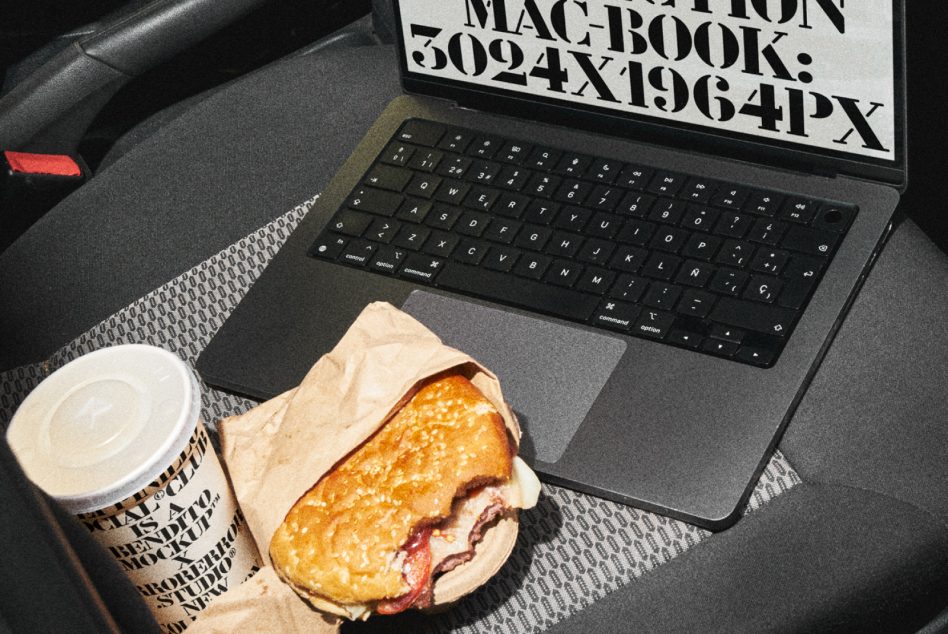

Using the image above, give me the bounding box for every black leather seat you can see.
[1,4,947,632]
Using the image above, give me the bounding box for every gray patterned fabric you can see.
[0,195,801,632]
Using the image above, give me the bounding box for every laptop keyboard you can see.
[309,119,857,368]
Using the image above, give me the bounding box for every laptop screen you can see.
[395,0,902,176]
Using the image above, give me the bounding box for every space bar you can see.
[436,263,599,323]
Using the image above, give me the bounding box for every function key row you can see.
[390,121,855,229]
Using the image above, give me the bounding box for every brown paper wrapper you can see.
[187,302,521,632]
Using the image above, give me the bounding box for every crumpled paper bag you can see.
[188,302,521,632]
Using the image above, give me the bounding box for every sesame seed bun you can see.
[269,374,516,616]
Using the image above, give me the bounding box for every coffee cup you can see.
[6,345,262,633]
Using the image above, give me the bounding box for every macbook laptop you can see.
[197,0,905,530]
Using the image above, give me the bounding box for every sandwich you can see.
[268,372,540,620]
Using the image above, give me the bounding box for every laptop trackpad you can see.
[402,291,626,463]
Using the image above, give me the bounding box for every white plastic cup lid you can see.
[6,345,201,514]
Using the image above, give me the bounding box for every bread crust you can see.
[269,374,512,607]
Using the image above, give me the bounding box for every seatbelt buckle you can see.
[1,151,88,250]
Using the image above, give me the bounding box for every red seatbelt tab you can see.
[3,151,83,178]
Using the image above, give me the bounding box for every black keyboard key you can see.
[617,219,656,246]
[469,136,503,159]
[633,309,676,340]
[714,212,753,239]
[392,224,430,250]
[781,226,839,257]
[711,186,749,210]
[554,179,593,205]
[588,158,623,183]
[709,324,745,344]
[735,346,776,367]
[643,282,681,310]
[751,248,790,276]
[682,234,722,261]
[396,199,432,223]
[779,277,818,310]
[648,199,687,225]
[576,267,617,295]
[617,192,655,218]
[813,204,856,233]
[494,193,530,218]
[553,206,593,232]
[484,218,522,244]
[681,206,719,232]
[365,164,413,191]
[610,274,648,303]
[546,231,583,257]
[647,171,684,196]
[329,209,374,236]
[680,178,717,203]
[677,289,716,318]
[367,218,401,243]
[747,218,788,246]
[483,246,522,272]
[586,212,621,239]
[610,245,647,273]
[469,161,502,185]
[554,153,592,177]
[782,254,826,281]
[778,255,824,309]
[675,260,714,287]
[369,245,407,274]
[463,187,498,212]
[716,240,755,268]
[523,200,559,225]
[398,253,444,284]
[405,173,442,199]
[526,146,561,170]
[380,142,414,167]
[310,234,347,260]
[616,165,653,190]
[340,239,377,266]
[711,298,795,338]
[642,252,682,280]
[702,339,739,357]
[577,238,616,265]
[434,179,470,205]
[423,231,460,258]
[408,149,444,173]
[437,130,473,153]
[514,253,552,279]
[525,173,561,198]
[589,185,623,212]
[437,263,600,322]
[454,239,489,265]
[593,300,640,332]
[437,156,473,180]
[780,197,819,224]
[545,260,584,288]
[650,227,687,253]
[397,120,444,146]
[425,205,462,230]
[456,211,491,237]
[516,225,553,251]
[496,167,532,192]
[744,191,783,217]
[710,269,749,296]
[668,329,703,349]
[496,141,532,164]
[347,186,402,216]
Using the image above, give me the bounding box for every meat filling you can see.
[380,484,513,613]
